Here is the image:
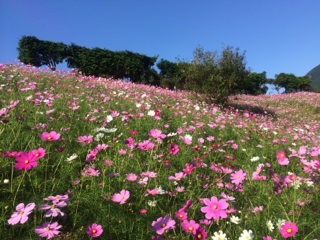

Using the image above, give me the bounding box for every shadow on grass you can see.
[223,102,277,119]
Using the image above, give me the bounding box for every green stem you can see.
[13,170,27,207]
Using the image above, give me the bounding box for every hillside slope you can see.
[307,64,320,88]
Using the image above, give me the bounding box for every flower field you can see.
[1,63,319,239]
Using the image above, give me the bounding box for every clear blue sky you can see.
[1,0,319,81]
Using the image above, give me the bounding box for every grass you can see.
[1,63,320,239]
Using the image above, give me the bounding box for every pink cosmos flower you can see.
[181,219,199,234]
[30,147,46,160]
[168,172,186,181]
[39,131,60,141]
[81,165,100,177]
[77,135,93,144]
[8,202,35,225]
[230,169,246,185]
[277,150,289,165]
[149,129,164,139]
[44,194,69,204]
[137,140,154,151]
[279,221,298,238]
[151,215,176,235]
[86,148,99,162]
[14,152,38,170]
[183,163,195,175]
[193,226,207,240]
[125,137,135,149]
[39,201,67,217]
[200,196,229,220]
[126,173,138,181]
[35,221,62,239]
[262,236,273,240]
[169,143,179,155]
[175,210,188,221]
[112,190,130,204]
[87,223,103,238]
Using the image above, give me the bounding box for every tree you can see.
[242,71,268,95]
[274,73,311,93]
[176,46,249,104]
[157,59,181,89]
[18,36,67,70]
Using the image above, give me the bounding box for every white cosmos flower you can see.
[147,110,155,116]
[106,115,113,123]
[238,229,254,240]
[94,133,105,141]
[230,215,241,224]
[266,220,274,232]
[250,156,260,162]
[66,153,78,162]
[211,230,227,240]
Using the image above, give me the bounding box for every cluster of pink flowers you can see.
[7,193,69,239]
[5,148,46,171]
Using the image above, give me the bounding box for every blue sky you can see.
[1,0,319,84]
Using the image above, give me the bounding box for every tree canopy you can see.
[18,36,67,70]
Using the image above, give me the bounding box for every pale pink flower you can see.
[8,203,35,225]
[152,215,176,235]
[112,190,130,204]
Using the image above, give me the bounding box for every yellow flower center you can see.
[45,227,50,232]
[24,159,29,164]
[161,223,166,228]
[212,204,217,210]
[19,211,24,215]
[188,226,193,231]
[92,229,97,234]
[47,136,52,140]
[287,228,292,233]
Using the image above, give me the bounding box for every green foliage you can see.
[241,71,268,95]
[174,46,249,104]
[274,73,311,93]
[18,36,68,70]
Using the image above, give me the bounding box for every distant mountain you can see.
[306,64,320,89]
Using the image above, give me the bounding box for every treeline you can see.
[18,36,159,85]
[17,36,312,103]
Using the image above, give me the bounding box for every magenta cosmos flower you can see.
[112,190,130,204]
[230,169,246,185]
[152,215,176,235]
[181,219,199,234]
[87,223,103,238]
[35,221,62,239]
[168,143,179,155]
[30,147,46,160]
[277,150,289,165]
[39,131,61,141]
[279,221,298,238]
[14,152,38,170]
[200,196,229,220]
[8,202,35,225]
